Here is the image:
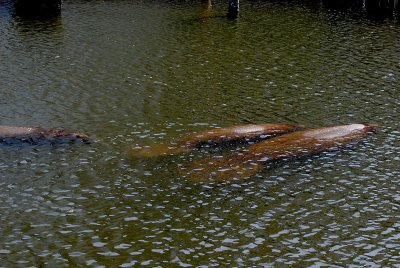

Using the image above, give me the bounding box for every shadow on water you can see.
[12,14,62,34]
[13,0,61,18]
[0,0,63,32]
[246,0,400,20]
[322,0,399,20]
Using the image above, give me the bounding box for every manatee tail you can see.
[181,156,264,183]
[131,143,190,157]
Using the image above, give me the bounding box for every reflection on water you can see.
[13,0,61,18]
[1,0,400,266]
[266,0,400,19]
[12,16,62,33]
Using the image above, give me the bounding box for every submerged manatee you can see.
[132,123,304,157]
[185,123,378,182]
[0,126,90,145]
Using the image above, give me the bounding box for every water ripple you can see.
[1,0,400,267]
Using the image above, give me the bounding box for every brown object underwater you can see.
[184,123,378,182]
[0,126,90,145]
[132,123,304,157]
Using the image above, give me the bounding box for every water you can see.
[1,0,400,266]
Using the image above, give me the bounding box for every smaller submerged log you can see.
[184,123,378,182]
[132,123,304,157]
[0,126,90,145]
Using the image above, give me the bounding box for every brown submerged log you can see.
[0,126,90,145]
[132,123,304,157]
[184,124,378,182]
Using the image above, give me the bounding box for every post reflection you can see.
[13,0,61,18]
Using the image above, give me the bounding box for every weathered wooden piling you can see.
[14,0,62,16]
[227,0,239,19]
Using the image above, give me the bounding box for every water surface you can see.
[1,0,400,266]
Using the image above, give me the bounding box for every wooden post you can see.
[227,0,239,19]
[200,0,212,19]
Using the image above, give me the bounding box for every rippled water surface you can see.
[1,0,400,266]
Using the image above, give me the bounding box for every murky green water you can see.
[1,0,400,266]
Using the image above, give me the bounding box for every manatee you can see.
[184,123,378,182]
[132,123,304,157]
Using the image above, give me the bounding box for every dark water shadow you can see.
[246,0,400,21]
[320,0,399,21]
[13,0,61,18]
[363,0,400,20]
[12,14,63,34]
[0,0,63,34]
